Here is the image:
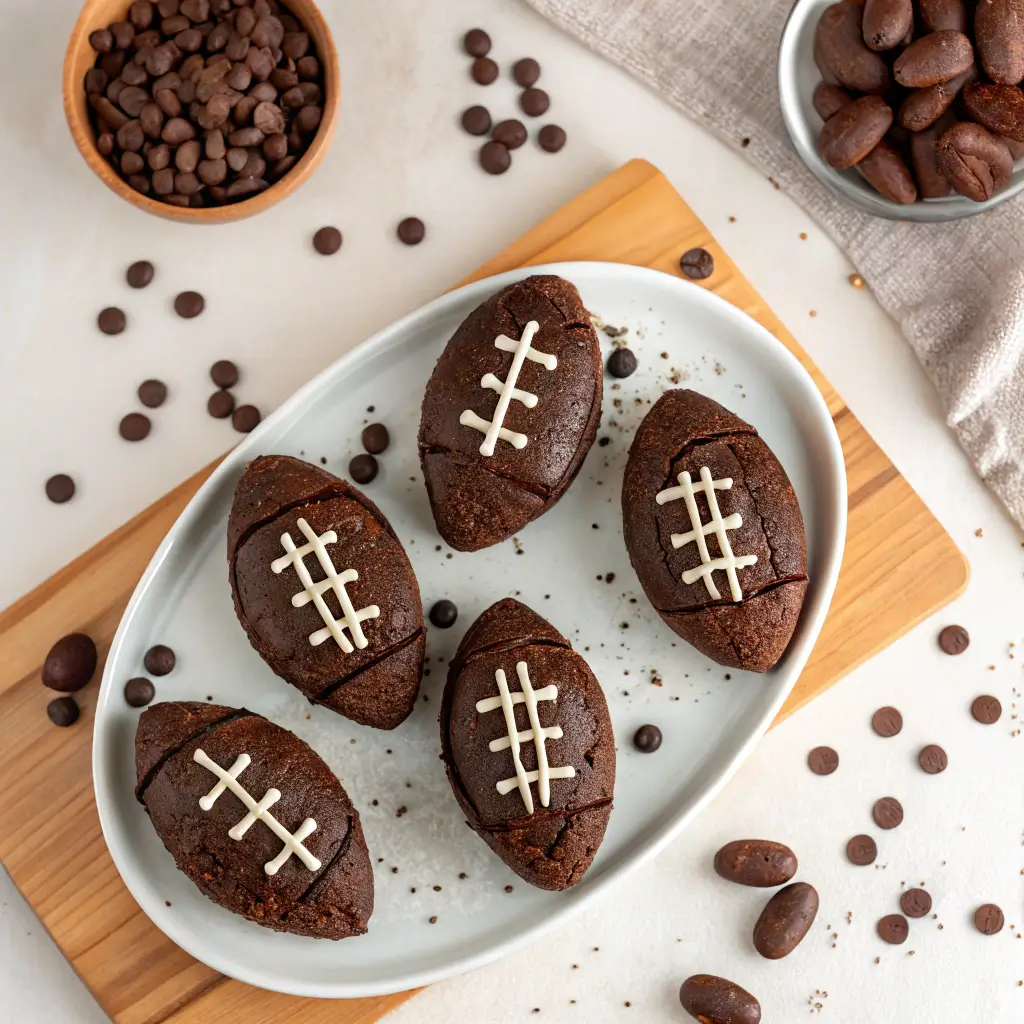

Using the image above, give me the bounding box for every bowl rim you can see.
[778,0,1024,223]
[62,0,340,224]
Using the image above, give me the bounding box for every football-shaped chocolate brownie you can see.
[135,701,373,939]
[622,390,807,672]
[228,455,424,729]
[440,599,615,890]
[419,275,602,551]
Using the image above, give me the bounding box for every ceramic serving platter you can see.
[93,261,846,998]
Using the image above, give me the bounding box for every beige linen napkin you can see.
[526,0,1024,529]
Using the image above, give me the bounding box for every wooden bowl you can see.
[62,0,339,223]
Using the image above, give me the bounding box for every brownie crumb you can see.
[504,884,514,893]
[429,916,438,924]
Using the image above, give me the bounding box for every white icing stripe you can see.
[476,683,559,713]
[496,766,576,796]
[489,725,563,752]
[495,333,558,369]
[271,517,380,652]
[480,372,539,409]
[460,410,527,451]
[193,748,322,875]
[656,466,758,602]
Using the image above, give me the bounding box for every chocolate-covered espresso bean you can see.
[813,82,852,120]
[857,140,918,202]
[819,95,893,169]
[975,0,1024,85]
[938,121,1014,200]
[919,0,967,32]
[863,0,913,51]
[714,840,798,888]
[963,82,1024,142]
[753,882,819,959]
[816,0,892,93]
[680,975,761,1024]
[899,67,974,131]
[893,30,974,87]
[910,122,953,197]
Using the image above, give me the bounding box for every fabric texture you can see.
[526,0,1024,528]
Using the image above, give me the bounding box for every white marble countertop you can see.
[1,0,1021,1021]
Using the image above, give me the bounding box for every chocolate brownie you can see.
[440,599,615,889]
[228,455,424,729]
[135,702,373,939]
[622,390,807,672]
[419,275,602,550]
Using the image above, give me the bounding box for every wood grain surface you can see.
[0,159,967,1024]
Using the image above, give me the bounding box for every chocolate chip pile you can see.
[84,0,326,208]
[814,0,1024,205]
[348,413,390,484]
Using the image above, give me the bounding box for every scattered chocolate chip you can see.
[633,724,662,753]
[362,423,390,454]
[138,379,168,408]
[349,453,378,484]
[513,57,541,87]
[144,643,176,676]
[972,694,1002,724]
[232,404,261,433]
[429,599,458,629]
[492,118,527,150]
[808,745,839,775]
[918,744,948,774]
[126,260,155,288]
[680,248,715,280]
[607,348,637,378]
[938,624,969,655]
[877,914,909,944]
[975,904,1004,935]
[47,696,80,728]
[519,87,550,117]
[873,796,904,830]
[901,888,932,918]
[871,706,903,737]
[207,390,234,418]
[463,28,491,57]
[479,140,511,174]
[42,633,98,692]
[45,474,76,504]
[846,834,877,866]
[471,56,499,85]
[174,290,204,318]
[461,104,491,136]
[397,217,425,245]
[98,307,127,335]
[124,676,156,707]
[210,359,239,388]
[119,412,151,441]
[538,123,566,152]
[313,226,342,255]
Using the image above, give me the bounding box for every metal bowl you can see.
[778,0,1024,222]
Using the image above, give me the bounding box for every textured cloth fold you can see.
[526,0,1024,528]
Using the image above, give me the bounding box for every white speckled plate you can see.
[93,262,846,998]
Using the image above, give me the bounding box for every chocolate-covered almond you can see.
[976,0,1024,85]
[963,82,1024,143]
[910,122,953,197]
[857,140,919,202]
[680,975,761,1024]
[898,67,974,131]
[813,83,852,120]
[894,31,974,87]
[820,95,894,169]
[714,839,798,887]
[816,0,892,94]
[919,0,967,32]
[753,881,819,959]
[863,0,913,51]
[937,121,1014,200]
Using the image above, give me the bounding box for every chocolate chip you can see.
[918,744,948,774]
[98,307,127,335]
[429,599,458,629]
[138,379,168,408]
[119,412,151,442]
[871,706,903,737]
[210,359,238,388]
[349,453,378,484]
[144,643,176,676]
[513,57,541,87]
[846,834,877,866]
[362,423,390,454]
[313,226,342,255]
[900,888,932,919]
[492,118,527,150]
[633,724,662,753]
[877,914,909,944]
[207,390,234,418]
[45,474,76,504]
[519,87,550,117]
[397,217,425,245]
[126,260,155,288]
[938,624,969,655]
[807,745,839,775]
[479,140,511,174]
[463,28,491,57]
[174,290,204,318]
[232,404,261,433]
[872,796,904,830]
[461,105,491,135]
[971,694,1002,724]
[471,57,499,85]
[680,247,715,280]
[124,676,156,707]
[89,28,115,52]
[42,633,98,692]
[47,696,80,728]
[538,123,566,152]
[975,904,1004,935]
[607,348,637,378]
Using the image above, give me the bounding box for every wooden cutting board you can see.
[0,159,967,1024]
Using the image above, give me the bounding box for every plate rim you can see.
[93,260,848,998]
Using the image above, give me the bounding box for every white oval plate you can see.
[94,261,846,999]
